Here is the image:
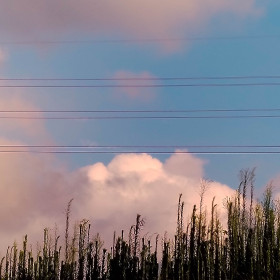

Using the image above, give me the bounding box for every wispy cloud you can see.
[0,0,262,50]
[0,94,51,142]
[113,71,157,102]
[0,48,7,65]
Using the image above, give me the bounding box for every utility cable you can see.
[1,150,280,155]
[1,115,280,120]
[1,34,280,45]
[2,75,280,81]
[0,145,279,148]
[1,108,280,113]
[2,82,280,88]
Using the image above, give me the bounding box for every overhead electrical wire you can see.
[2,108,280,120]
[2,82,280,88]
[1,115,280,120]
[1,75,280,81]
[0,145,280,155]
[1,108,280,113]
[2,75,280,88]
[1,150,280,155]
[0,144,279,148]
[1,34,280,45]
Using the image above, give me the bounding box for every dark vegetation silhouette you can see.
[1,168,280,279]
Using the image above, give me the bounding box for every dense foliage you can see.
[1,169,280,279]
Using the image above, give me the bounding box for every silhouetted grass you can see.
[2,168,280,279]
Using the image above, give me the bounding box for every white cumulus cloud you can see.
[0,150,235,255]
[77,152,234,245]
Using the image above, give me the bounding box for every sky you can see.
[0,0,280,253]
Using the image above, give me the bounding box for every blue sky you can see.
[0,0,280,250]
[2,1,277,187]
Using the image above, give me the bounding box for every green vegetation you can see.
[2,168,280,279]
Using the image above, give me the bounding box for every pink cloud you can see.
[0,0,262,50]
[0,48,7,65]
[0,138,89,255]
[113,71,157,101]
[0,94,51,142]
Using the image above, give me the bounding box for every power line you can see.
[2,82,280,88]
[0,145,280,155]
[1,150,280,155]
[0,144,280,155]
[1,34,280,45]
[1,115,280,120]
[0,145,279,148]
[1,108,280,114]
[3,108,280,120]
[1,75,280,81]
[1,108,280,113]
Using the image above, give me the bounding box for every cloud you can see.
[113,71,157,101]
[0,138,89,254]
[0,94,234,252]
[0,149,235,255]
[0,48,7,65]
[0,0,262,50]
[264,175,280,200]
[82,152,234,242]
[164,150,206,178]
[0,94,51,143]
